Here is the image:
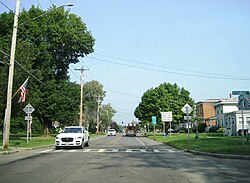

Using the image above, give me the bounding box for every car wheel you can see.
[85,139,89,147]
[80,139,84,149]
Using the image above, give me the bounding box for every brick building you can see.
[196,99,220,127]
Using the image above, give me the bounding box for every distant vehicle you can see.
[125,123,138,136]
[108,129,116,136]
[55,126,90,149]
[168,128,175,133]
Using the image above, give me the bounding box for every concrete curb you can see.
[0,144,55,155]
[185,149,250,160]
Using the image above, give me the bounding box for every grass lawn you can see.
[148,133,250,155]
[0,133,105,151]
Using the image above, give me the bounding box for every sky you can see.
[1,0,250,124]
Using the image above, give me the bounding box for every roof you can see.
[214,98,238,107]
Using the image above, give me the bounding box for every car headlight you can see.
[76,136,82,139]
[56,136,59,139]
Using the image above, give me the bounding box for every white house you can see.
[214,98,238,127]
[224,110,250,136]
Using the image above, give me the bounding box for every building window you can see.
[239,117,244,124]
[246,117,250,124]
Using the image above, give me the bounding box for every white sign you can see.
[161,112,172,122]
[52,121,61,128]
[23,103,35,114]
[25,116,32,121]
[184,116,192,120]
[181,103,193,115]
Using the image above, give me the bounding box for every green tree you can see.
[134,82,194,130]
[0,6,95,135]
[99,103,117,132]
[29,80,80,135]
[83,80,106,133]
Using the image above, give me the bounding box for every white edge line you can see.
[136,137,149,150]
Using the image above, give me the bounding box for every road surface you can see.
[0,133,249,183]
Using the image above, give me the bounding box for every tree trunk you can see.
[43,127,50,136]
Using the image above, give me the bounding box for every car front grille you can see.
[61,137,74,142]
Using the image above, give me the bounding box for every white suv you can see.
[108,129,116,136]
[55,126,90,149]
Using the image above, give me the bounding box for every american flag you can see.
[18,78,29,103]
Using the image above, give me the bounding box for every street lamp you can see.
[2,1,73,149]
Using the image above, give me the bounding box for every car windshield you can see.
[63,128,82,133]
[109,129,115,132]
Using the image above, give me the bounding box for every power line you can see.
[107,89,139,98]
[69,66,80,80]
[0,49,43,84]
[49,0,54,6]
[94,53,250,80]
[0,1,13,12]
[36,0,43,9]
[80,60,94,80]
[87,56,250,81]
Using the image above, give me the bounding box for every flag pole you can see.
[13,77,30,100]
[12,87,21,99]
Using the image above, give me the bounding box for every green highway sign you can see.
[152,116,157,125]
[232,91,250,96]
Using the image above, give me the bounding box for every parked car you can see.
[55,126,90,149]
[108,129,116,136]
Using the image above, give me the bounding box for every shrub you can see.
[217,127,224,133]
[179,127,188,133]
[208,126,220,133]
[198,123,207,133]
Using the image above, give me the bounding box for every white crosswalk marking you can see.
[153,149,160,153]
[69,150,77,152]
[83,149,92,152]
[51,148,179,153]
[126,149,132,152]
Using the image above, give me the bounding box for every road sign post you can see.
[232,90,250,147]
[23,103,35,143]
[152,116,156,136]
[181,104,193,149]
[161,112,173,137]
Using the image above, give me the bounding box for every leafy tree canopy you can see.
[134,82,194,128]
[99,103,117,132]
[0,6,95,134]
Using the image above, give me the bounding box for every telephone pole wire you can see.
[75,66,88,127]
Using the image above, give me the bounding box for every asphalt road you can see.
[0,133,249,183]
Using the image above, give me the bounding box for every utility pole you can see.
[3,0,20,149]
[96,95,101,134]
[75,67,88,127]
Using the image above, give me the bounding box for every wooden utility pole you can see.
[96,95,101,134]
[75,67,88,127]
[3,0,20,149]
